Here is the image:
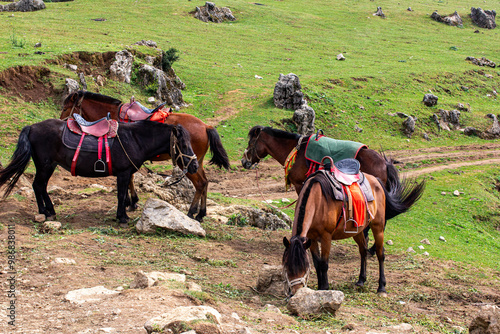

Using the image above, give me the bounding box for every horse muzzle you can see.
[241,158,254,169]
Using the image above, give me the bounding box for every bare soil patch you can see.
[0,66,57,103]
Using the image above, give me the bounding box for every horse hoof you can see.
[119,222,128,228]
[377,291,388,298]
[355,281,365,288]
[46,215,57,221]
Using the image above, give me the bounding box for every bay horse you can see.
[60,90,230,221]
[241,126,425,253]
[0,119,198,226]
[282,167,423,297]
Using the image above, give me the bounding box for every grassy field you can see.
[0,0,498,284]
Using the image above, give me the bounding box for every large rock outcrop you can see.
[273,73,306,110]
[0,0,45,12]
[135,64,186,108]
[431,11,463,27]
[193,2,235,23]
[471,7,496,29]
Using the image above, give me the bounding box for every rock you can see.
[466,56,496,68]
[95,75,105,87]
[144,306,222,334]
[61,78,80,104]
[40,221,62,233]
[134,169,195,212]
[407,7,413,12]
[209,205,291,230]
[65,63,78,72]
[88,184,113,193]
[336,53,345,60]
[354,125,363,133]
[51,258,76,265]
[130,270,186,289]
[441,192,446,195]
[193,2,236,23]
[431,11,463,27]
[256,264,286,297]
[273,73,306,110]
[133,40,158,48]
[470,7,496,29]
[469,304,500,334]
[457,103,470,112]
[78,72,87,91]
[287,287,344,316]
[34,214,46,223]
[264,304,282,314]
[402,116,416,138]
[373,6,385,18]
[420,238,431,245]
[34,42,41,48]
[293,104,316,135]
[109,50,133,83]
[65,286,120,304]
[407,247,415,253]
[389,323,413,332]
[432,109,460,131]
[423,251,430,256]
[136,198,206,237]
[0,0,46,12]
[423,93,438,106]
[464,126,480,137]
[386,240,393,246]
[418,245,425,250]
[423,133,431,141]
[453,190,460,196]
[147,96,156,104]
[480,114,500,139]
[439,236,446,242]
[254,75,263,79]
[135,64,186,107]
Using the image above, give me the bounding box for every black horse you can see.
[0,119,198,226]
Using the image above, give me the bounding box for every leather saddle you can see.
[69,113,119,138]
[323,157,361,186]
[119,97,167,122]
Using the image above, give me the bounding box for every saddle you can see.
[316,157,374,232]
[65,113,119,176]
[119,97,169,122]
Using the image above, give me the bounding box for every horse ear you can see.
[304,239,311,250]
[283,237,290,248]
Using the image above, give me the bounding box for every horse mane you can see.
[248,126,301,141]
[283,235,309,276]
[295,171,335,236]
[64,90,122,106]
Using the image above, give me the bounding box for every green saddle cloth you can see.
[305,134,367,164]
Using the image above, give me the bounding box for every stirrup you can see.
[94,159,106,173]
[344,218,359,233]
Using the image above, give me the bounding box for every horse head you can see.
[241,126,266,169]
[282,235,312,297]
[171,125,199,175]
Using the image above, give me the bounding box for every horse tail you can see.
[382,168,426,220]
[206,127,230,169]
[0,126,32,199]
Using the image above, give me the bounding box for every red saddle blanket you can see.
[343,182,366,228]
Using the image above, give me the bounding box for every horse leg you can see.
[116,171,132,227]
[354,232,368,288]
[186,168,208,222]
[373,229,387,296]
[127,175,139,211]
[310,238,330,290]
[32,165,56,219]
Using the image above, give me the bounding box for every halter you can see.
[242,131,263,166]
[283,263,310,298]
[170,131,198,174]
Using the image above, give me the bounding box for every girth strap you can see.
[71,133,86,176]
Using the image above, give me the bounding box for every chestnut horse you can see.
[282,168,423,297]
[0,120,198,226]
[61,91,230,221]
[241,126,425,253]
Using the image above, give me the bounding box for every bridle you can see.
[62,93,85,120]
[283,264,310,298]
[170,131,197,174]
[242,131,263,167]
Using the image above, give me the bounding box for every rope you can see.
[255,167,297,210]
[116,132,141,172]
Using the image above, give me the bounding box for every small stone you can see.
[386,240,394,246]
[398,300,406,305]
[255,75,263,79]
[418,245,425,250]
[147,97,155,104]
[439,236,446,242]
[231,312,240,321]
[453,190,460,196]
[41,221,62,233]
[115,286,124,291]
[420,238,431,245]
[423,252,430,256]
[51,258,76,265]
[441,192,446,195]
[406,247,415,253]
[34,214,46,223]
